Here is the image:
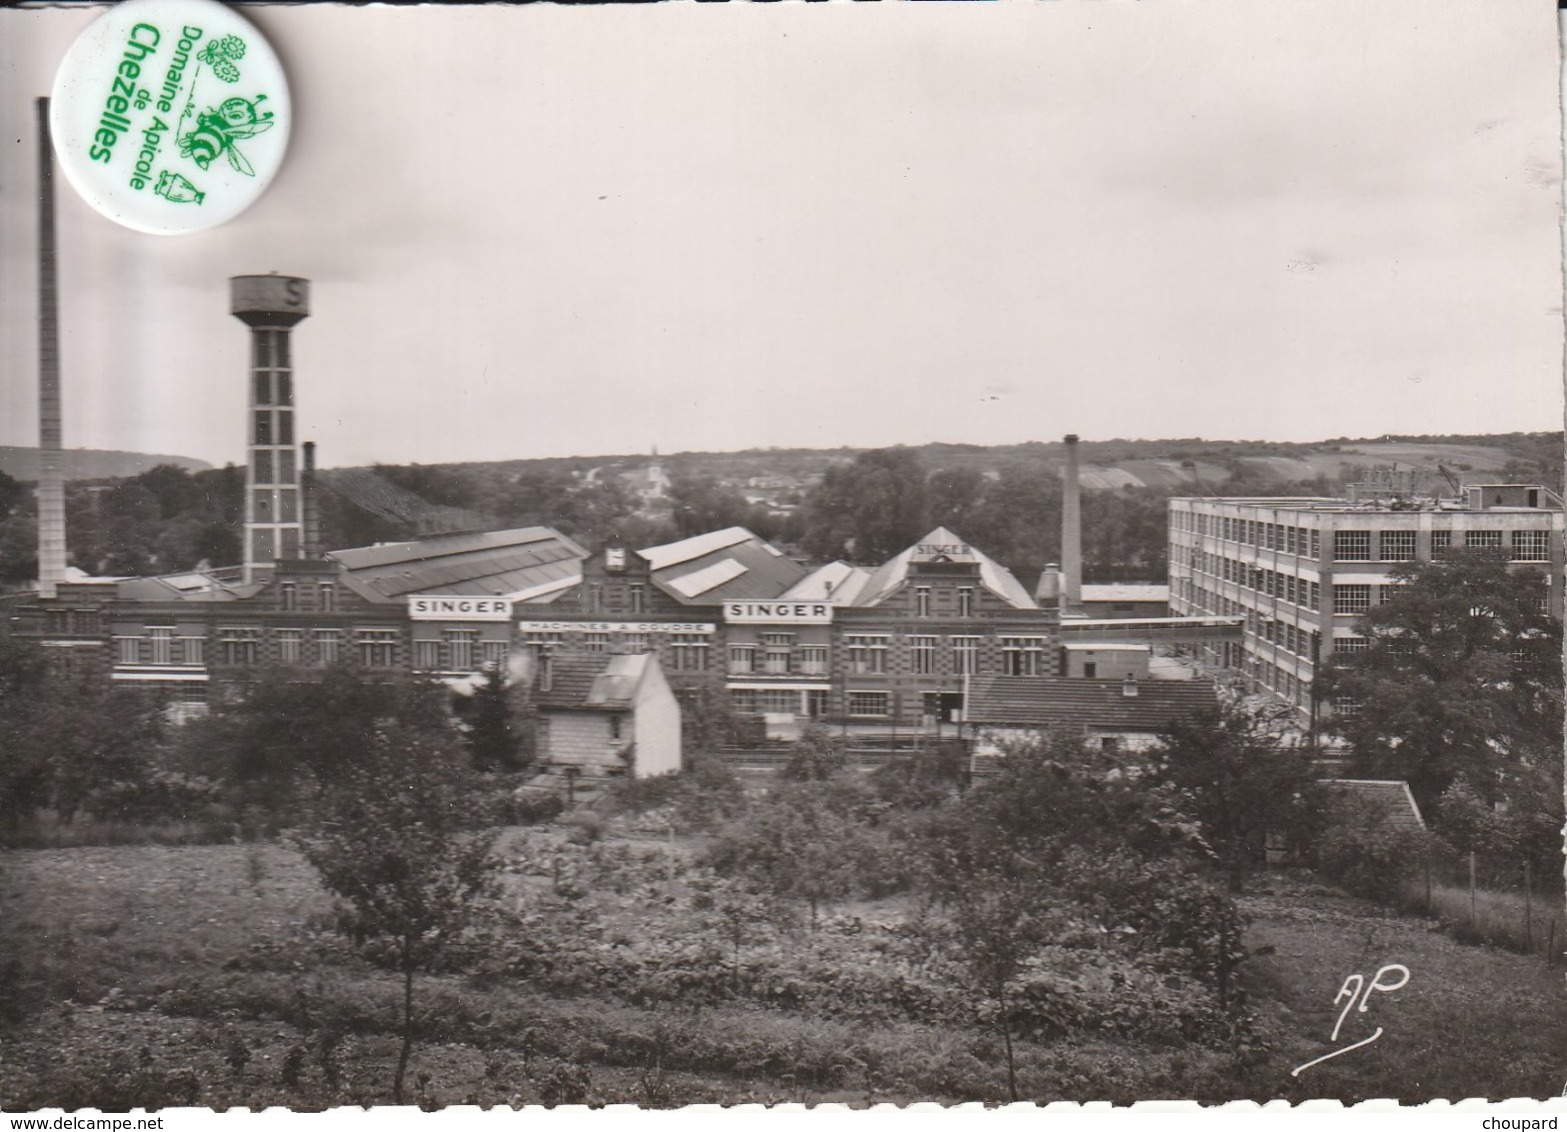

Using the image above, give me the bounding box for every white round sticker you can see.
[49,0,290,235]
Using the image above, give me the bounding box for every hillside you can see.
[0,447,211,482]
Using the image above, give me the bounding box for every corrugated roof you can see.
[641,527,806,605]
[664,558,747,598]
[327,526,587,601]
[966,676,1217,732]
[1081,584,1169,603]
[639,527,753,570]
[780,561,873,605]
[854,527,1036,610]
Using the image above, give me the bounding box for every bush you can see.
[507,788,566,826]
[1313,813,1437,902]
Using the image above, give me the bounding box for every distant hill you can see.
[0,447,212,482]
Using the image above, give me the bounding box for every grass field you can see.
[1,832,1561,1109]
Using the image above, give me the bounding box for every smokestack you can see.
[301,440,320,559]
[35,98,67,598]
[231,275,310,583]
[1061,433,1082,612]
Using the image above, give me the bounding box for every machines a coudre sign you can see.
[724,601,833,624]
[408,595,513,622]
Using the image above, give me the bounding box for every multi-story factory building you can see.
[1168,484,1565,721]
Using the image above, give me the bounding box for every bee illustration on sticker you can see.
[178,95,274,177]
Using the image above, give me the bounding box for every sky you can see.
[0,0,1562,470]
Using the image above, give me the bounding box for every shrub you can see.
[1312,810,1437,902]
[507,788,566,826]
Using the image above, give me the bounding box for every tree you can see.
[1152,698,1324,892]
[464,664,529,773]
[779,722,846,781]
[705,780,871,931]
[800,448,929,563]
[1318,549,1562,812]
[293,729,500,1104]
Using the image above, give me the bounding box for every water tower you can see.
[231,275,309,583]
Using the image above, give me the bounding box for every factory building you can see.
[1167,485,1565,720]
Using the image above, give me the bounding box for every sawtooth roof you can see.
[327,526,587,601]
[638,527,805,605]
[966,676,1217,733]
[854,527,1035,610]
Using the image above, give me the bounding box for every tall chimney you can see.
[231,275,309,583]
[301,440,320,559]
[1061,433,1082,612]
[35,98,67,598]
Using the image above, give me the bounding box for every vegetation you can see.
[292,728,501,1103]
[1318,549,1563,854]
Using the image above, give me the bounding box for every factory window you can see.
[280,582,297,611]
[670,634,710,672]
[1379,531,1416,561]
[610,715,623,741]
[1335,637,1369,654]
[756,689,798,715]
[911,635,939,675]
[413,640,441,671]
[1284,576,1297,606]
[319,583,336,612]
[114,636,141,665]
[1000,637,1046,676]
[1309,580,1321,609]
[272,331,290,369]
[1333,531,1371,561]
[277,412,294,446]
[1512,530,1551,561]
[252,489,273,520]
[762,635,792,674]
[253,371,272,406]
[1331,696,1362,721]
[446,630,477,671]
[279,530,300,560]
[219,627,260,665]
[315,629,342,665]
[278,449,297,485]
[253,411,272,445]
[278,629,304,665]
[728,645,757,674]
[179,636,205,665]
[957,588,974,618]
[482,640,509,667]
[848,691,891,718]
[620,632,651,654]
[1430,530,1452,559]
[1309,530,1320,558]
[588,584,603,613]
[798,644,829,676]
[629,584,645,614]
[951,636,981,675]
[149,627,174,665]
[805,690,830,717]
[846,635,888,674]
[278,489,299,524]
[729,689,758,715]
[252,450,273,486]
[357,629,397,668]
[1284,527,1298,556]
[276,371,293,406]
[1465,530,1503,550]
[915,587,932,618]
[1333,585,1371,615]
[583,632,610,653]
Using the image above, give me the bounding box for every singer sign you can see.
[408,595,513,622]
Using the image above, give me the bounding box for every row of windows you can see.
[116,627,398,668]
[1182,548,1322,611]
[253,410,295,447]
[252,369,294,408]
[412,633,511,672]
[728,688,832,716]
[1178,510,1556,564]
[1179,511,1322,558]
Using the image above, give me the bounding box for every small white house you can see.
[533,652,682,778]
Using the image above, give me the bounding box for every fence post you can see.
[1468,851,1477,930]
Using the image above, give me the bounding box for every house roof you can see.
[638,527,805,605]
[965,676,1217,733]
[1080,584,1169,604]
[536,652,655,711]
[854,527,1036,610]
[779,561,873,605]
[1317,779,1427,831]
[327,526,587,601]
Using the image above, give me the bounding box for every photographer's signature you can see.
[1291,963,1410,1077]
